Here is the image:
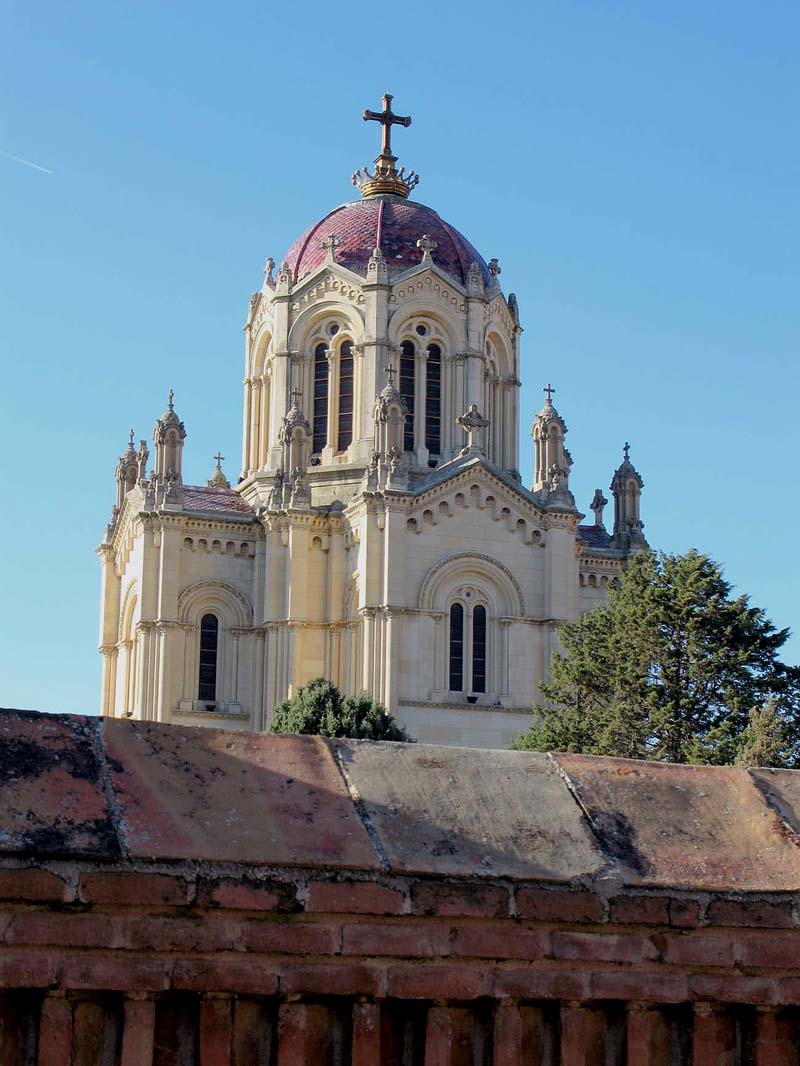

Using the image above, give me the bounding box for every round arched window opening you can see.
[198,614,219,702]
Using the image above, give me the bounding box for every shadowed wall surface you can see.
[2,708,800,1064]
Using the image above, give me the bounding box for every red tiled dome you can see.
[284,196,490,287]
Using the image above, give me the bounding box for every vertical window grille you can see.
[425,343,441,455]
[472,606,487,693]
[312,343,328,454]
[198,614,219,702]
[448,603,464,692]
[337,340,354,452]
[400,341,415,452]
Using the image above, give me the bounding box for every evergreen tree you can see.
[513,551,800,766]
[270,678,413,742]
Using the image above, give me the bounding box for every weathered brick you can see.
[560,1005,606,1066]
[424,1006,478,1066]
[352,1001,381,1066]
[449,922,547,960]
[591,969,688,1003]
[707,898,794,929]
[608,895,670,926]
[60,956,170,992]
[198,877,295,912]
[739,932,800,970]
[754,1008,799,1065]
[551,930,657,964]
[691,973,778,1006]
[200,996,233,1064]
[626,1007,673,1066]
[306,881,404,915]
[493,963,591,1001]
[233,1000,275,1066]
[281,962,382,998]
[657,931,736,968]
[37,994,72,1066]
[277,1002,334,1063]
[0,868,68,903]
[244,919,339,956]
[0,950,56,989]
[342,920,449,959]
[172,957,278,995]
[7,911,119,949]
[692,1005,736,1066]
[412,882,508,918]
[387,962,490,1000]
[79,871,191,906]
[669,898,701,929]
[493,1002,550,1062]
[120,999,156,1066]
[516,887,604,924]
[118,914,239,952]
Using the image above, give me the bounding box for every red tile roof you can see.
[285,196,490,287]
[182,486,253,517]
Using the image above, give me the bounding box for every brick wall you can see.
[2,709,800,1064]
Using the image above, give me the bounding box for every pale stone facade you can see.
[97,98,647,748]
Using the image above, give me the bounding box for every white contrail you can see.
[0,151,54,174]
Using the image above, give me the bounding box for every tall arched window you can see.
[337,340,354,452]
[472,605,486,693]
[198,613,219,702]
[400,341,415,452]
[425,343,441,456]
[448,603,464,692]
[312,342,328,454]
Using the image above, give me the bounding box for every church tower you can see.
[97,96,650,747]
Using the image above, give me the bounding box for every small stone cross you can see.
[384,364,396,387]
[417,234,437,261]
[213,452,225,470]
[321,235,340,260]
[457,403,490,455]
[168,388,174,410]
[290,387,302,408]
[543,383,555,403]
[590,489,608,529]
[128,429,135,449]
[623,441,630,461]
[362,93,412,158]
[488,258,501,277]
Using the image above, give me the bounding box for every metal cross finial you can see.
[290,386,302,408]
[168,388,174,411]
[213,452,225,470]
[543,383,555,403]
[623,441,630,461]
[363,93,412,158]
[384,364,396,387]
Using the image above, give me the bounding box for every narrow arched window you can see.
[448,603,464,692]
[312,342,328,454]
[198,614,219,702]
[425,343,441,455]
[337,340,354,452]
[472,606,487,693]
[400,341,415,452]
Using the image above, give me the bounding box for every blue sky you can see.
[1,1,798,714]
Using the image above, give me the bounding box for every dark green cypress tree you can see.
[512,550,800,766]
